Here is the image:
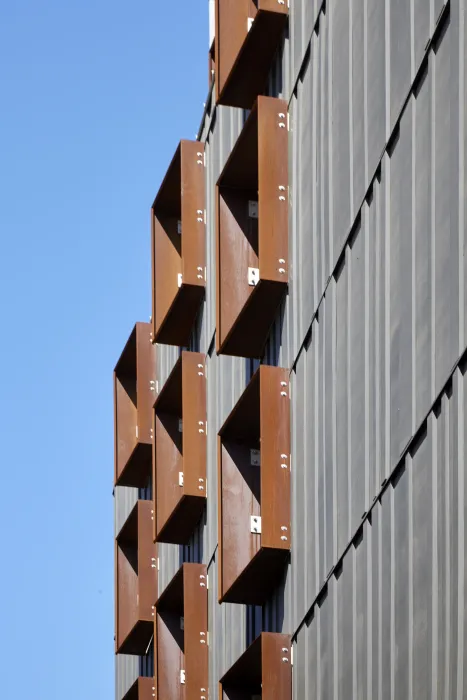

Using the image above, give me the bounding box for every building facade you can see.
[114,0,467,697]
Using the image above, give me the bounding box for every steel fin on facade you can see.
[114,0,467,697]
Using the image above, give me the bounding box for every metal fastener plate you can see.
[251,516,261,534]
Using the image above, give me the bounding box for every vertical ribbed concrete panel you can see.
[286,0,452,365]
[293,362,467,697]
[287,0,466,659]
[150,0,467,697]
[289,15,466,622]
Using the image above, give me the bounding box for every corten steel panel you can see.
[154,352,207,544]
[115,501,158,655]
[155,564,208,700]
[220,633,292,700]
[152,141,206,347]
[156,610,184,700]
[121,677,155,700]
[216,97,288,358]
[183,564,209,700]
[114,323,156,488]
[215,0,288,108]
[218,366,291,604]
[259,365,290,550]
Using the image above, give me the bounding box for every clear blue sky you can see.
[0,2,206,697]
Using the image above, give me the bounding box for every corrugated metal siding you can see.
[139,643,154,678]
[157,519,205,596]
[114,482,151,538]
[287,0,452,365]
[293,361,467,697]
[116,654,139,700]
[155,343,179,394]
[114,485,139,537]
[289,0,465,633]
[115,647,154,700]
[288,0,458,358]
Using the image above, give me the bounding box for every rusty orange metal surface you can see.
[115,501,157,655]
[215,0,287,108]
[220,632,292,699]
[114,323,156,487]
[216,97,288,358]
[153,352,207,544]
[155,563,208,700]
[152,141,205,347]
[218,366,291,604]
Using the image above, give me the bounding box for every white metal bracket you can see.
[177,273,183,288]
[179,472,184,487]
[178,419,183,432]
[248,267,260,286]
[180,670,186,685]
[177,220,182,234]
[251,515,262,534]
[247,17,254,31]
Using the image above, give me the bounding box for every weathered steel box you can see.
[114,323,156,487]
[216,97,288,358]
[218,365,291,604]
[152,141,206,347]
[153,351,207,544]
[155,564,208,700]
[215,0,288,108]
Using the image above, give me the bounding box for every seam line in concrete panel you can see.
[291,340,467,644]
[290,0,451,376]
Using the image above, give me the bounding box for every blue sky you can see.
[0,1,206,696]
